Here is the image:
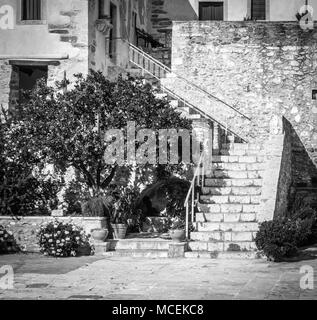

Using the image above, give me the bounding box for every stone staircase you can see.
[186,143,264,259]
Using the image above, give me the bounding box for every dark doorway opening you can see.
[199,2,224,21]
[18,65,48,102]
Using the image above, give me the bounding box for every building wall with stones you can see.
[0,0,89,110]
[171,21,317,191]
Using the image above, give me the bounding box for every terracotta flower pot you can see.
[111,223,128,239]
[91,228,109,242]
[169,229,186,243]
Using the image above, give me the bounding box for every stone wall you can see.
[170,21,317,188]
[0,216,107,253]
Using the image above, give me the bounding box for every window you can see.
[199,2,224,21]
[109,3,117,59]
[99,0,107,19]
[22,0,41,20]
[251,0,266,20]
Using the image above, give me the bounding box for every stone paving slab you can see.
[0,254,317,300]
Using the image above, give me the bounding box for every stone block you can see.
[168,242,187,258]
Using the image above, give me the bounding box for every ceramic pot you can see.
[111,224,128,239]
[169,229,186,242]
[91,228,109,242]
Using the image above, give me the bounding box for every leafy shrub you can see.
[0,115,62,217]
[37,220,91,257]
[255,217,316,261]
[0,225,19,254]
[110,186,141,224]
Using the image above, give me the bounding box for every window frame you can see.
[17,0,47,25]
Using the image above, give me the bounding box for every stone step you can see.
[200,195,261,204]
[200,186,262,196]
[103,250,169,259]
[212,155,265,163]
[221,143,261,151]
[211,163,265,171]
[197,203,259,213]
[195,212,257,223]
[195,222,258,232]
[169,100,179,108]
[107,239,171,251]
[206,170,263,179]
[190,231,256,242]
[188,240,257,252]
[185,251,258,259]
[204,178,263,187]
[220,149,266,156]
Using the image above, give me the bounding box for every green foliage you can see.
[111,186,142,225]
[0,225,19,254]
[37,220,91,257]
[16,71,192,198]
[255,216,316,261]
[0,109,62,217]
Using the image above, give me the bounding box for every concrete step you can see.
[107,239,171,251]
[200,195,261,204]
[207,170,263,179]
[185,251,258,259]
[212,155,265,163]
[195,212,257,223]
[188,240,257,252]
[190,231,256,242]
[211,163,265,171]
[197,203,259,213]
[103,250,169,258]
[204,178,263,187]
[200,186,262,196]
[195,222,259,232]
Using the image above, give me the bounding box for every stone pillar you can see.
[213,123,220,155]
[168,242,187,258]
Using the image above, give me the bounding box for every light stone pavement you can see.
[0,255,317,300]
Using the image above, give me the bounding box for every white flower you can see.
[56,240,60,244]
[48,239,53,243]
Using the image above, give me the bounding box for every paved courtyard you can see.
[0,253,317,300]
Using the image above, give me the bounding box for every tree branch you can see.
[101,165,118,189]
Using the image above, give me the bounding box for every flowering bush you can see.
[37,220,92,257]
[0,225,19,254]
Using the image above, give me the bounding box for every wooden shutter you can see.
[199,2,224,21]
[22,0,41,20]
[251,0,266,20]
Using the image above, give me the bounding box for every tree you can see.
[14,71,192,199]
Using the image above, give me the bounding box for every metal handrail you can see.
[128,43,247,141]
[184,151,207,240]
[128,41,251,121]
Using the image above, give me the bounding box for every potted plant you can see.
[168,217,186,242]
[110,186,141,239]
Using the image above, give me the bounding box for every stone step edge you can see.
[184,251,260,259]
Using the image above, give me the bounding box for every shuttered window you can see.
[22,0,41,20]
[251,0,266,20]
[199,2,224,21]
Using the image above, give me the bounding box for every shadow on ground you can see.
[0,253,104,275]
